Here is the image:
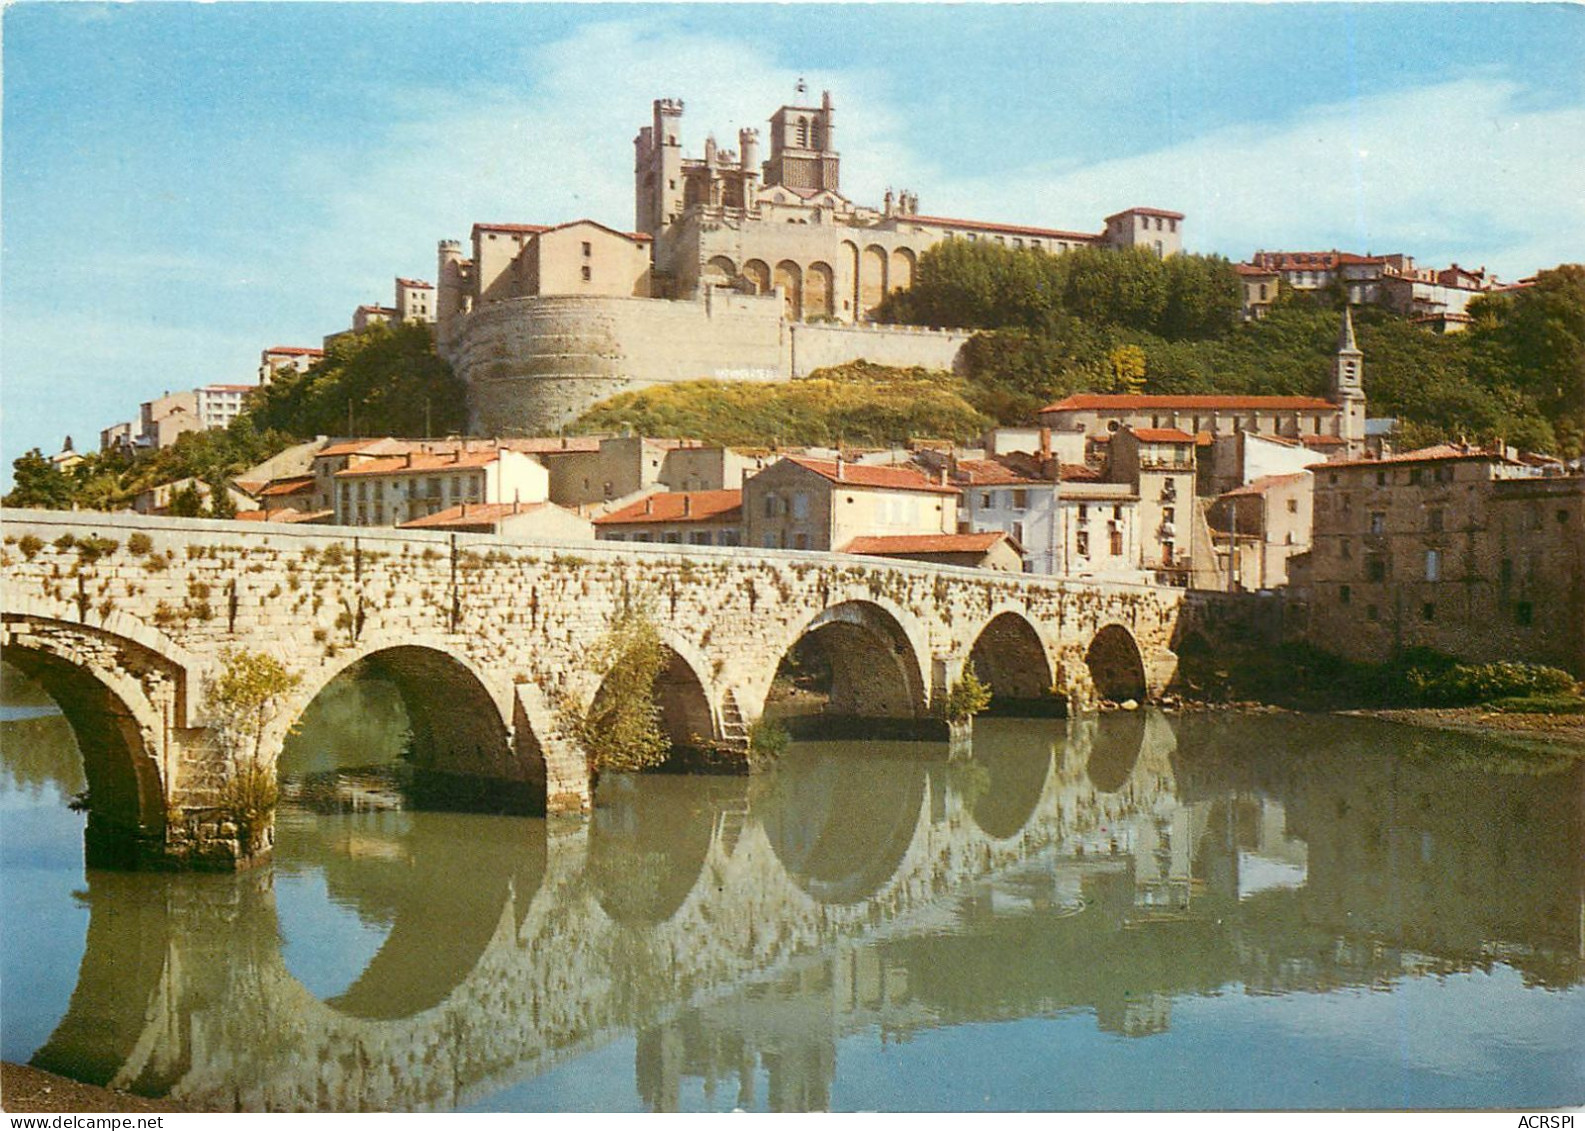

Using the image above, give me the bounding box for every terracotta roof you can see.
[356,304,398,315]
[200,384,256,393]
[234,508,333,524]
[1128,427,1197,443]
[841,532,1011,556]
[395,278,434,289]
[1300,435,1348,448]
[233,510,267,523]
[953,459,1046,486]
[906,214,1102,243]
[1235,263,1280,277]
[1042,393,1337,413]
[540,218,653,243]
[1060,463,1104,482]
[264,346,324,356]
[335,450,504,478]
[316,437,411,458]
[498,436,604,454]
[594,490,743,525]
[258,476,317,498]
[398,502,554,529]
[1105,206,1186,222]
[1314,444,1516,470]
[473,222,552,236]
[1221,472,1313,498]
[232,478,268,495]
[783,456,959,495]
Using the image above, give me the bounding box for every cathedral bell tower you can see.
[763,82,840,194]
[1333,305,1367,455]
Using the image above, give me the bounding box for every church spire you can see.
[1337,303,1360,355]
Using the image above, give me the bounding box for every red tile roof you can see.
[906,215,1102,243]
[265,345,325,356]
[840,532,1011,556]
[784,456,960,495]
[1300,435,1348,448]
[1128,427,1197,443]
[1221,471,1313,498]
[1235,263,1280,277]
[258,476,317,498]
[952,459,1046,486]
[1314,444,1516,470]
[335,450,504,478]
[474,223,552,236]
[316,437,412,458]
[594,490,743,525]
[1042,393,1337,413]
[1060,463,1104,482]
[395,278,434,289]
[1105,206,1186,222]
[398,502,554,529]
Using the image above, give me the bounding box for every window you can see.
[719,530,741,547]
[1366,604,1379,622]
[1369,511,1386,534]
[604,533,624,542]
[633,533,651,543]
[1076,531,1090,557]
[1376,471,1387,487]
[662,532,681,544]
[1516,601,1534,626]
[1287,498,1298,514]
[1427,508,1443,533]
[1340,537,1352,560]
[792,492,810,520]
[1110,529,1124,557]
[1421,602,1435,622]
[1340,584,1351,604]
[1409,468,1424,486]
[794,532,809,550]
[689,531,712,546]
[581,241,592,256]
[1425,549,1441,581]
[1163,506,1176,525]
[1078,504,1089,522]
[1366,556,1386,582]
[980,492,993,509]
[763,493,779,518]
[1012,489,1028,510]
[581,266,591,282]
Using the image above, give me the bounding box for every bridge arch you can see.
[763,597,930,729]
[1,614,174,867]
[967,610,1055,705]
[1084,623,1148,704]
[277,640,521,807]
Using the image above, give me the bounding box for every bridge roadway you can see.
[0,508,1200,869]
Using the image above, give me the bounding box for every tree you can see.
[206,480,237,519]
[4,449,77,509]
[943,668,993,723]
[205,648,303,763]
[567,605,672,775]
[1107,344,1148,393]
[168,481,206,517]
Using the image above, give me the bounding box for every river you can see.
[2,661,1581,1112]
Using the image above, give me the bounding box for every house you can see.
[1304,446,1584,674]
[1206,471,1314,591]
[742,456,958,551]
[396,500,592,541]
[593,489,744,546]
[332,448,547,527]
[1107,427,1199,585]
[840,531,1023,572]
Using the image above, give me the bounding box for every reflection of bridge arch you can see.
[0,614,174,867]
[963,718,1057,841]
[586,775,720,926]
[968,610,1053,703]
[755,753,929,905]
[1085,623,1148,703]
[765,598,930,725]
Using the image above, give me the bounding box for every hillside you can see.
[571,362,994,448]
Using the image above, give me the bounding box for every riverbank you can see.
[1,1062,183,1113]
[1342,705,1585,751]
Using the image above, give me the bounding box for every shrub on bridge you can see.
[565,606,671,776]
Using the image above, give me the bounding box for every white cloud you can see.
[926,77,1585,279]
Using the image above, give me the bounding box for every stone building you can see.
[742,456,958,551]
[1243,250,1499,320]
[537,436,766,510]
[1107,427,1199,585]
[138,390,203,450]
[1303,445,1585,674]
[593,489,744,546]
[1206,471,1314,591]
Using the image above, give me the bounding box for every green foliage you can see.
[207,481,237,519]
[246,321,466,440]
[74,535,119,563]
[1407,662,1577,707]
[3,449,77,509]
[747,717,791,761]
[168,481,206,517]
[943,668,993,723]
[126,532,153,556]
[567,606,672,774]
[204,648,303,763]
[573,361,993,448]
[1488,694,1585,715]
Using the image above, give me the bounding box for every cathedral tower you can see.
[762,85,840,193]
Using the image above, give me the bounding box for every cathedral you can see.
[635,84,1185,322]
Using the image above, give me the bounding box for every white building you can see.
[332,447,548,527]
[195,385,255,431]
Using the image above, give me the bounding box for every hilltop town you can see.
[9,87,1584,686]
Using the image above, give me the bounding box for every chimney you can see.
[513,491,521,515]
[644,497,653,515]
[836,455,845,480]
[938,465,948,486]
[683,495,692,517]
[460,502,467,517]
[405,452,413,468]
[1039,426,1052,461]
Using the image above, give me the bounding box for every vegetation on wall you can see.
[565,606,673,776]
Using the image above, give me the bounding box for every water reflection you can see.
[2,679,1581,1111]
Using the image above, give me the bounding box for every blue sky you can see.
[3,3,1583,477]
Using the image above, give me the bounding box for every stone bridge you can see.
[1,508,1196,869]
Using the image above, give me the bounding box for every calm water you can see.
[2,663,1582,1112]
